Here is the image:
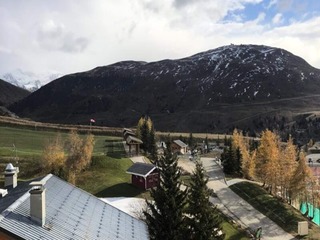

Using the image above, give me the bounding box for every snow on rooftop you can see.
[101,198,147,219]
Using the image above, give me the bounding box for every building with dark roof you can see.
[126,163,159,190]
[0,165,149,240]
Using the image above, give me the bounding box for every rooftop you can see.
[173,140,188,148]
[126,135,143,145]
[0,174,149,240]
[126,163,157,177]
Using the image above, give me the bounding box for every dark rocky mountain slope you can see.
[9,44,320,134]
[0,78,30,106]
[0,79,30,117]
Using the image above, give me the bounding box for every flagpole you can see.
[89,118,95,132]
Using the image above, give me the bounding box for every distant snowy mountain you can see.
[0,69,61,92]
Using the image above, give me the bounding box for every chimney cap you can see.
[29,181,44,187]
[29,181,45,192]
[5,163,15,172]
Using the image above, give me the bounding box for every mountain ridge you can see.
[9,44,320,135]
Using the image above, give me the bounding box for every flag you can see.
[90,118,95,123]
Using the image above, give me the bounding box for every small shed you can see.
[126,163,159,190]
[126,135,143,156]
[171,140,188,154]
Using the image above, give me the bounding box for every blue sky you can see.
[0,0,320,77]
[223,0,320,25]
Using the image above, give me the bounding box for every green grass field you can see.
[0,126,122,157]
[77,155,150,199]
[219,213,250,240]
[0,126,123,178]
[0,125,148,197]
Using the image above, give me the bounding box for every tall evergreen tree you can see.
[235,147,242,175]
[188,132,195,150]
[148,124,157,162]
[143,146,188,240]
[186,160,223,240]
[140,119,149,152]
[221,144,236,174]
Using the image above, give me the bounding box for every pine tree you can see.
[140,119,149,152]
[235,147,242,175]
[221,144,236,174]
[188,132,195,150]
[186,160,223,240]
[143,147,188,240]
[148,124,157,162]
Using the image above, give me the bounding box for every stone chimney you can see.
[4,163,19,189]
[29,181,46,226]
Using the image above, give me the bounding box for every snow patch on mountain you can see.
[0,69,61,91]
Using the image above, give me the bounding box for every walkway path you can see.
[130,156,147,163]
[201,157,296,240]
[177,156,196,174]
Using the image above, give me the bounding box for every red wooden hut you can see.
[126,163,159,190]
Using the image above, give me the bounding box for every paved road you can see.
[201,157,296,240]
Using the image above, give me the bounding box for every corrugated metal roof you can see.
[126,163,157,177]
[0,174,149,240]
[173,140,188,148]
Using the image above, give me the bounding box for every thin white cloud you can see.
[267,0,278,9]
[272,13,283,24]
[255,12,267,23]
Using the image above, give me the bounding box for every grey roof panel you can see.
[126,163,156,177]
[0,174,149,240]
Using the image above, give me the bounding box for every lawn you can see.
[230,182,320,239]
[0,126,123,177]
[76,155,150,199]
[0,126,122,157]
[219,212,250,240]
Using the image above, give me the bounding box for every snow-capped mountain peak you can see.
[0,69,61,92]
